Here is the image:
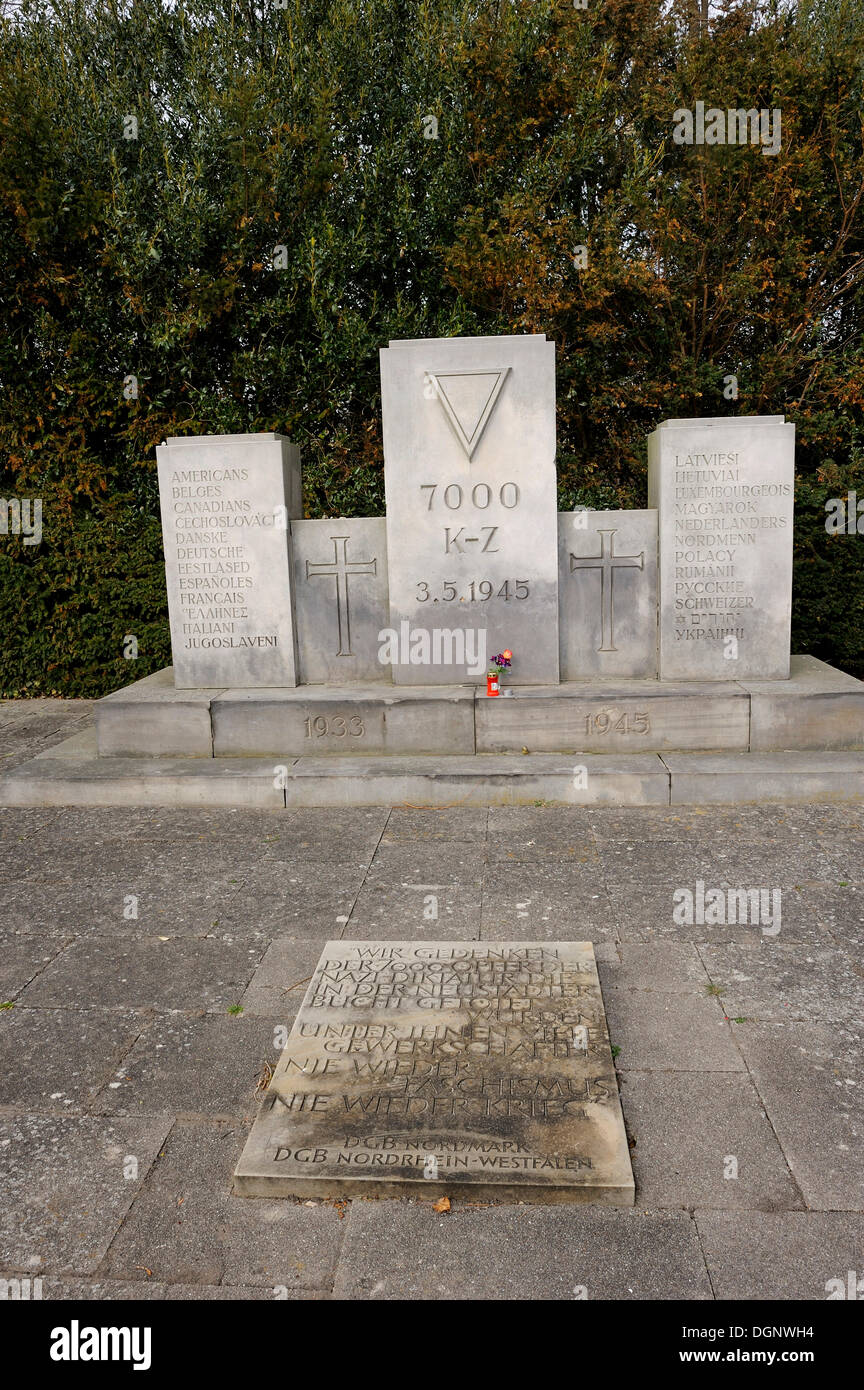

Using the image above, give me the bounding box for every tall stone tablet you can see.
[292,518,390,684]
[234,940,635,1204]
[380,336,559,684]
[559,509,658,678]
[648,417,795,680]
[157,433,302,688]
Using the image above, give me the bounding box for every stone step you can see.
[5,728,864,808]
[94,656,864,757]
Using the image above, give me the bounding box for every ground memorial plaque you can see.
[380,335,560,685]
[157,433,302,688]
[234,940,634,1204]
[648,416,795,680]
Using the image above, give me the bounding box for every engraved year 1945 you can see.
[584,711,650,735]
[416,579,530,603]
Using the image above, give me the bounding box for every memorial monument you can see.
[4,330,864,808]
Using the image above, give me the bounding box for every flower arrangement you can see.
[486,649,512,697]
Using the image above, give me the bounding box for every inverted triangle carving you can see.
[428,367,510,460]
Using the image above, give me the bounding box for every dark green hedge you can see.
[2,0,864,695]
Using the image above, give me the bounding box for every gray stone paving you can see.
[0,701,862,1299]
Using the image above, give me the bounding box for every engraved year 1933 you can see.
[304,715,365,739]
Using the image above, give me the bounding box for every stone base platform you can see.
[94,655,864,758]
[5,726,864,807]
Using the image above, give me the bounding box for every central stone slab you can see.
[380,335,559,685]
[234,940,634,1204]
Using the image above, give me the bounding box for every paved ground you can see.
[1,700,863,1300]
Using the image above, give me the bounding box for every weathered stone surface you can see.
[0,729,287,807]
[475,680,749,753]
[744,654,864,750]
[559,510,658,678]
[332,1204,712,1300]
[292,518,391,684]
[234,940,634,1203]
[281,753,669,808]
[157,433,302,688]
[211,685,474,757]
[381,335,559,685]
[96,668,222,757]
[648,416,795,680]
[665,750,864,803]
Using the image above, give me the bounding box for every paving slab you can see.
[690,836,844,885]
[607,882,825,945]
[0,1008,144,1112]
[811,831,864,883]
[618,1071,803,1211]
[588,805,750,838]
[92,1013,283,1119]
[18,936,268,1013]
[211,868,367,936]
[346,882,482,939]
[602,989,745,1072]
[800,882,864,951]
[1,871,249,937]
[14,836,270,882]
[34,1277,326,1299]
[100,1122,346,1289]
[596,943,710,993]
[480,863,615,939]
[698,942,864,1027]
[0,935,71,997]
[487,837,601,867]
[0,807,60,840]
[598,839,719,885]
[696,1210,864,1299]
[238,938,331,1020]
[333,1203,711,1299]
[363,841,487,885]
[0,1113,172,1275]
[487,804,598,843]
[4,807,158,841]
[730,1021,864,1211]
[382,807,488,843]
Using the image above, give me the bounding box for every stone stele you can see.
[234,940,634,1204]
[648,415,795,680]
[380,335,559,685]
[156,432,302,688]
